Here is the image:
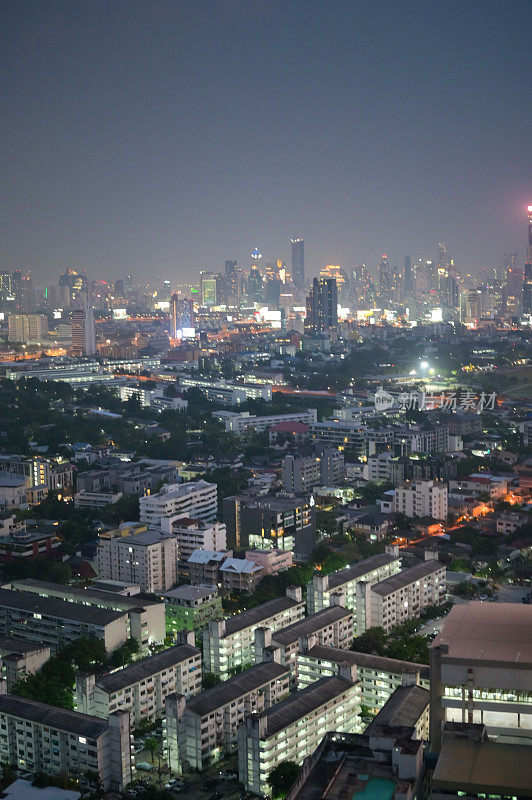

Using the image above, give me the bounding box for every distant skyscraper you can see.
[171,293,195,337]
[170,293,179,338]
[305,277,338,332]
[404,255,415,295]
[200,272,218,307]
[378,255,391,297]
[523,205,532,315]
[71,306,96,356]
[291,237,305,291]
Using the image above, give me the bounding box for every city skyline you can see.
[1,0,531,283]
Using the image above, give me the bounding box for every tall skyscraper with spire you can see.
[291,237,305,291]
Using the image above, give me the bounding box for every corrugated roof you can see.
[433,737,532,793]
[304,644,430,678]
[96,644,200,693]
[260,676,354,736]
[0,588,125,626]
[366,685,429,731]
[0,695,109,738]
[225,596,303,636]
[187,661,289,717]
[327,553,399,590]
[371,560,443,596]
[272,607,352,647]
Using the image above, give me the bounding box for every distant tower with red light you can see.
[524,205,532,314]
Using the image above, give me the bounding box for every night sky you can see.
[1,0,531,285]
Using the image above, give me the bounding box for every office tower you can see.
[524,206,532,314]
[320,266,348,302]
[404,255,415,295]
[291,237,305,291]
[378,255,391,298]
[438,269,460,309]
[437,242,450,268]
[305,277,338,332]
[200,271,218,307]
[161,279,171,302]
[265,278,281,305]
[11,270,34,312]
[71,306,96,356]
[8,314,47,345]
[247,267,264,302]
[170,293,179,338]
[59,268,88,305]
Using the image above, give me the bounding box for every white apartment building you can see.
[140,480,218,526]
[392,479,448,520]
[7,578,166,652]
[0,637,50,691]
[75,642,201,726]
[215,409,317,435]
[166,660,290,772]
[430,602,532,750]
[96,530,178,592]
[296,643,429,713]
[306,551,401,632]
[238,671,361,796]
[0,588,129,654]
[358,558,447,634]
[281,455,321,494]
[160,516,227,562]
[75,490,123,509]
[0,695,132,791]
[179,377,272,405]
[254,604,353,684]
[203,588,306,678]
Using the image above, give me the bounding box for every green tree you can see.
[268,761,300,798]
[202,672,222,689]
[351,627,388,656]
[145,736,159,764]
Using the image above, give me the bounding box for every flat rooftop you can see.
[0,695,109,739]
[433,736,532,794]
[304,645,430,678]
[272,606,352,646]
[432,601,532,665]
[0,588,126,626]
[97,644,200,693]
[261,676,354,737]
[327,553,399,591]
[187,661,289,717]
[366,685,429,732]
[371,560,443,596]
[0,636,49,655]
[224,595,303,636]
[7,578,162,610]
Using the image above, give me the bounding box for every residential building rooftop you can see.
[0,694,109,739]
[304,644,430,678]
[0,588,125,625]
[225,596,302,636]
[272,606,352,647]
[371,559,443,596]
[260,675,354,736]
[96,644,200,693]
[186,661,289,717]
[366,685,429,732]
[163,585,217,602]
[327,553,399,590]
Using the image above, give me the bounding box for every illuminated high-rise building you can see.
[378,255,391,298]
[170,293,179,338]
[71,306,96,356]
[171,293,195,337]
[523,205,532,314]
[291,237,305,291]
[200,271,218,307]
[305,278,338,332]
[403,255,415,295]
[59,268,88,305]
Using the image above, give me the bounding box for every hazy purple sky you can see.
[1,0,531,285]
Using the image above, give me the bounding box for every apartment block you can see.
[238,672,361,796]
[306,551,401,632]
[359,558,446,634]
[219,557,263,593]
[430,602,532,750]
[6,579,166,651]
[179,377,272,405]
[366,683,430,741]
[296,643,429,713]
[244,548,293,575]
[0,588,129,653]
[0,637,50,691]
[254,604,353,683]
[75,642,201,726]
[160,516,227,562]
[281,455,321,494]
[215,409,317,435]
[392,480,448,520]
[203,587,305,678]
[185,549,232,586]
[166,660,290,772]
[223,494,316,560]
[96,530,178,592]
[140,480,218,525]
[163,585,223,633]
[0,695,132,791]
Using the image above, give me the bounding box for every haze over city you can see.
[1,0,531,283]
